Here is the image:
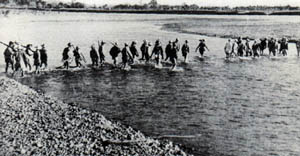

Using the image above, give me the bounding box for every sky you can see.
[47,0,300,7]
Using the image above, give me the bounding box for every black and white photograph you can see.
[1,0,300,155]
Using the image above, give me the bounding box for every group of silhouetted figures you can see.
[224,37,295,59]
[2,41,47,76]
[5,37,299,76]
[61,38,209,70]
[2,38,210,75]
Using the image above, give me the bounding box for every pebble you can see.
[0,76,191,156]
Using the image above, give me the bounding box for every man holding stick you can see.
[2,41,16,73]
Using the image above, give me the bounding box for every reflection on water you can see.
[2,11,300,156]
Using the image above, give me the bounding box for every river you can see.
[1,10,300,156]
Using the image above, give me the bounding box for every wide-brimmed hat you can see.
[100,41,106,45]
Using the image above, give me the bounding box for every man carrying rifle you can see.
[3,41,16,73]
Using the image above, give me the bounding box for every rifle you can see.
[109,41,116,46]
[0,41,9,47]
[14,41,37,52]
[0,41,19,53]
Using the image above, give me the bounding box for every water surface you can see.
[1,11,300,156]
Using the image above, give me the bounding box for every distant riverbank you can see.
[2,7,300,16]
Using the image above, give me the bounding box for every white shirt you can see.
[224,42,232,52]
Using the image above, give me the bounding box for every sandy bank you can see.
[0,76,190,156]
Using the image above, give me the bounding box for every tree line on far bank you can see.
[0,0,300,12]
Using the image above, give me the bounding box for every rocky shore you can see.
[0,76,190,156]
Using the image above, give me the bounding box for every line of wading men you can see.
[2,38,209,74]
[224,37,290,58]
[2,41,47,76]
[61,38,209,70]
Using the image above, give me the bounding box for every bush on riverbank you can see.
[0,76,189,156]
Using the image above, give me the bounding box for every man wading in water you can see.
[23,44,32,71]
[280,38,288,56]
[40,44,48,69]
[195,39,210,57]
[164,40,172,61]
[174,38,180,54]
[237,40,245,57]
[245,39,252,57]
[181,40,189,63]
[260,38,267,55]
[169,42,178,70]
[62,43,72,69]
[3,41,16,73]
[268,38,277,56]
[12,45,24,76]
[224,39,232,58]
[90,45,98,67]
[140,40,147,60]
[33,46,40,74]
[73,46,82,67]
[129,41,139,63]
[150,39,164,66]
[252,40,260,58]
[140,40,151,62]
[109,42,121,67]
[98,41,106,66]
[121,43,133,69]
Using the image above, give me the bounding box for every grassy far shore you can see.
[2,6,300,16]
[0,76,190,156]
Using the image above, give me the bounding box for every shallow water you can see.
[2,11,300,156]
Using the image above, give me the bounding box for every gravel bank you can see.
[0,76,190,156]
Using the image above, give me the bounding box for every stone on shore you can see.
[0,76,190,156]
